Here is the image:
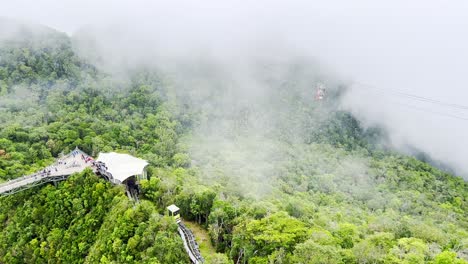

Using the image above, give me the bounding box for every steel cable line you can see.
[386,101,468,122]
[352,81,468,111]
[348,84,468,122]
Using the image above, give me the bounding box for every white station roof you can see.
[96,152,148,183]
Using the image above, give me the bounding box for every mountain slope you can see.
[0,21,466,263]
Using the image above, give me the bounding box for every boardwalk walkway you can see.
[179,221,205,264]
[0,149,94,195]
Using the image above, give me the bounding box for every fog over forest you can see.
[1,2,468,263]
[2,0,468,178]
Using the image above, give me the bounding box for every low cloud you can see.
[2,0,468,178]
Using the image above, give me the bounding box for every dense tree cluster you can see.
[0,170,187,263]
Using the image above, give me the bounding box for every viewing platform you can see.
[0,148,147,196]
[0,148,93,195]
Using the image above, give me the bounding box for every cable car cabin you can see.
[167,204,181,223]
[315,88,325,101]
[315,83,326,101]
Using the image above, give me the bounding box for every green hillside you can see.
[0,22,467,263]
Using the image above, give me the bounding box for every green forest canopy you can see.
[0,22,467,263]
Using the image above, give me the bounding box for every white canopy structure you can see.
[96,152,148,183]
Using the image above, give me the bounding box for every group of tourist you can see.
[5,149,101,185]
[93,161,108,172]
[1,149,105,190]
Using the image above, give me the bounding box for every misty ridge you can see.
[65,5,468,181]
[65,24,387,196]
[2,1,468,181]
[1,16,466,189]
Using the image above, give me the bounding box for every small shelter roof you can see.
[167,204,180,213]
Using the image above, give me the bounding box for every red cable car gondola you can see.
[315,83,326,101]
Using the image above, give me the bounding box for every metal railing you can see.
[178,221,204,264]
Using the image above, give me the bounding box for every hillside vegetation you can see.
[0,22,467,263]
